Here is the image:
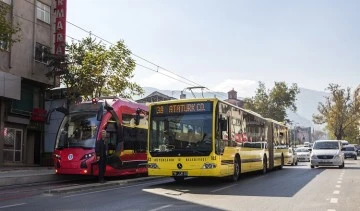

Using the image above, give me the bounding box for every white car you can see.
[310,140,344,169]
[295,147,311,162]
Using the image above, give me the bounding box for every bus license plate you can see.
[172,171,188,176]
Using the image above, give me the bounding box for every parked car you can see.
[295,147,311,162]
[310,140,345,169]
[343,145,357,160]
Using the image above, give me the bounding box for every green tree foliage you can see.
[313,84,360,141]
[0,4,21,49]
[244,81,300,122]
[60,37,144,103]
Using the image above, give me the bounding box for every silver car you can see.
[310,140,344,169]
[295,147,311,162]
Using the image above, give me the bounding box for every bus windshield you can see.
[55,112,100,149]
[149,113,213,157]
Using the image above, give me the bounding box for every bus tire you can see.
[173,176,185,182]
[279,154,284,170]
[262,156,267,174]
[229,156,240,182]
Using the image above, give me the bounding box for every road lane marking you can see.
[338,177,342,180]
[327,209,336,211]
[149,205,173,211]
[211,184,238,193]
[0,203,27,209]
[333,190,340,194]
[337,181,342,184]
[335,185,341,188]
[330,198,338,204]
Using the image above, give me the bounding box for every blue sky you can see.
[67,0,359,97]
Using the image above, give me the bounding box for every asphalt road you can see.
[0,159,360,211]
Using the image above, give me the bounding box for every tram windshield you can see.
[55,112,100,149]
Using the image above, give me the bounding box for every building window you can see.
[36,1,50,24]
[0,40,9,51]
[1,0,12,4]
[35,42,50,64]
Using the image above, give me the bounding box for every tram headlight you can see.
[147,163,159,169]
[81,152,95,160]
[54,154,61,160]
[202,163,217,169]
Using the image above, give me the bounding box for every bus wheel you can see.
[262,156,267,174]
[231,157,240,181]
[279,154,284,170]
[173,176,185,182]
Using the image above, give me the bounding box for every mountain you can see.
[133,87,228,100]
[134,87,329,129]
[288,88,329,130]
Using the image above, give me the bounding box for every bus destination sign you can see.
[153,102,212,115]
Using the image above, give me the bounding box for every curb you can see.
[0,174,90,187]
[46,176,164,194]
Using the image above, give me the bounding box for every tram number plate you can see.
[172,171,188,176]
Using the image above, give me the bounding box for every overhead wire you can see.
[18,0,229,99]
[11,11,200,88]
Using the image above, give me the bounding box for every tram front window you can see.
[55,112,99,149]
[149,114,213,157]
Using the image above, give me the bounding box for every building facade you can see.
[0,0,59,166]
[224,88,244,108]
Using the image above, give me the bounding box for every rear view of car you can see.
[295,147,311,162]
[343,145,357,160]
[310,140,344,169]
[286,147,298,166]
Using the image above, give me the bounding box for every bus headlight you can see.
[81,152,95,160]
[147,163,159,169]
[202,163,217,169]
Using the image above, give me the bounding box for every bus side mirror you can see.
[134,108,141,125]
[97,106,104,121]
[220,119,227,132]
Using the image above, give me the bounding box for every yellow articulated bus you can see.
[147,98,289,182]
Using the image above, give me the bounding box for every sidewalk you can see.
[0,166,83,187]
[0,166,163,194]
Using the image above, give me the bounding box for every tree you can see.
[56,36,144,103]
[243,81,300,122]
[312,130,326,141]
[313,84,360,141]
[0,4,21,49]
